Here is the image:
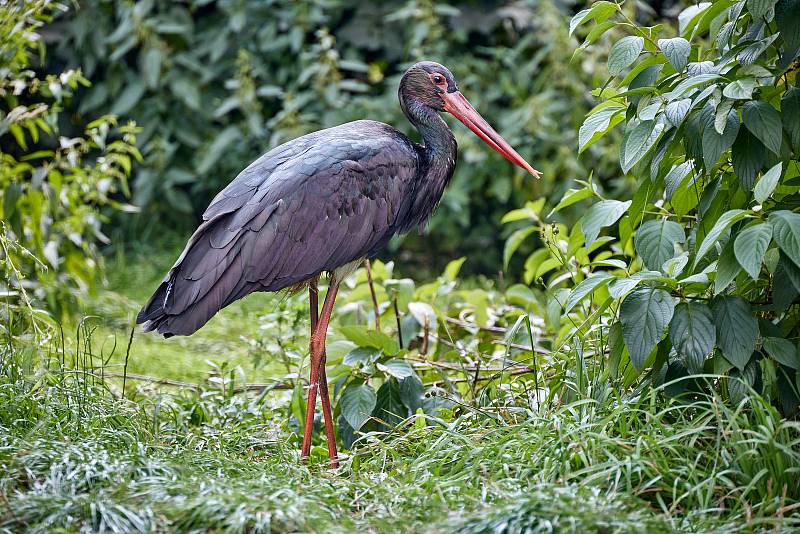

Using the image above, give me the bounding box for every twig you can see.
[392,288,403,349]
[363,259,381,331]
[103,372,292,392]
[122,324,134,398]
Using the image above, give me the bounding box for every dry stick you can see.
[104,372,292,392]
[392,288,403,348]
[363,259,381,331]
[421,317,429,356]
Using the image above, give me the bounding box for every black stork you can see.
[137,61,540,467]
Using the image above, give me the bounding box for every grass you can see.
[2,245,800,532]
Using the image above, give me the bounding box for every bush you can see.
[507,0,800,414]
[0,0,140,317]
[46,0,615,273]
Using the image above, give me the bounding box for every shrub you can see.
[507,0,800,414]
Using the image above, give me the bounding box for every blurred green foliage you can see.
[0,0,140,317]
[47,0,616,274]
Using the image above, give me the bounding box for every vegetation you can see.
[2,0,799,532]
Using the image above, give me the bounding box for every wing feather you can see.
[138,121,418,336]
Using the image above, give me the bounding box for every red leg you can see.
[301,279,340,464]
[308,281,339,468]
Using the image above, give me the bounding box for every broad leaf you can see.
[550,187,594,214]
[373,380,407,429]
[504,226,536,269]
[733,223,772,279]
[377,360,414,379]
[753,162,783,204]
[747,0,778,18]
[340,384,377,431]
[715,238,741,293]
[731,128,766,190]
[620,287,676,371]
[776,0,800,55]
[569,1,618,35]
[664,161,694,200]
[694,209,749,268]
[782,86,800,152]
[608,36,644,76]
[658,37,691,72]
[669,302,716,373]
[579,106,624,153]
[711,296,758,370]
[770,211,800,269]
[722,78,757,100]
[399,375,424,413]
[565,273,614,313]
[621,120,665,173]
[762,337,800,369]
[702,108,739,168]
[742,101,783,155]
[634,219,685,271]
[339,326,400,355]
[665,98,691,126]
[582,200,631,247]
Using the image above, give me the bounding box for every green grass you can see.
[3,246,800,532]
[2,359,799,532]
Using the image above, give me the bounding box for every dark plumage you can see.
[138,62,466,337]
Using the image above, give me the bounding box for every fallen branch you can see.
[104,372,292,392]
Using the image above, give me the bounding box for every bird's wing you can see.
[137,121,418,336]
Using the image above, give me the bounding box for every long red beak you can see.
[442,91,541,178]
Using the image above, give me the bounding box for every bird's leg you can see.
[300,279,340,465]
[308,280,339,468]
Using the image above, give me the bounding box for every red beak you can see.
[442,91,541,179]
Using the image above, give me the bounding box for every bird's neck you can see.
[401,99,458,231]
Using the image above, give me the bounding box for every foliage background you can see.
[44,0,619,274]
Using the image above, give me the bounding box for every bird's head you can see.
[399,61,541,178]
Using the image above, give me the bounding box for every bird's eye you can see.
[432,75,445,85]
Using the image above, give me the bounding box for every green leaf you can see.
[694,209,749,268]
[196,125,239,175]
[770,210,800,269]
[743,101,783,155]
[339,325,400,355]
[504,226,536,269]
[776,0,800,53]
[377,360,414,379]
[668,73,722,99]
[658,37,691,72]
[762,337,800,369]
[550,187,594,214]
[582,200,631,247]
[722,78,757,100]
[373,380,407,429]
[715,238,741,294]
[732,128,766,190]
[399,375,424,413]
[728,360,758,404]
[579,106,624,153]
[569,1,618,35]
[711,296,758,370]
[665,99,692,127]
[110,79,145,115]
[608,36,644,76]
[664,162,694,200]
[634,219,686,271]
[142,47,162,89]
[620,287,676,371]
[565,273,614,313]
[621,120,665,173]
[781,87,800,152]
[669,302,716,373]
[747,0,778,18]
[714,99,734,134]
[344,346,381,366]
[340,384,377,431]
[702,108,740,168]
[734,223,772,279]
[753,162,783,204]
